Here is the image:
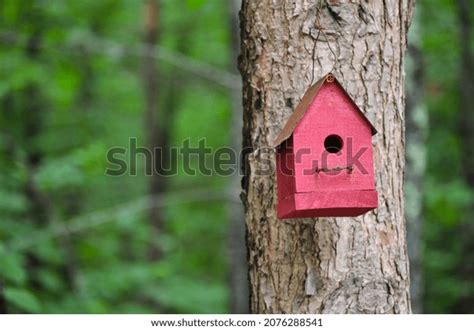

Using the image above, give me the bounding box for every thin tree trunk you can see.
[227,0,249,314]
[143,0,168,259]
[405,10,427,314]
[240,0,414,313]
[22,32,83,299]
[457,1,474,186]
[455,0,474,313]
[0,284,7,313]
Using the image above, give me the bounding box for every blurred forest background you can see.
[0,0,473,314]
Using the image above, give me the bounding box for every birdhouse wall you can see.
[292,81,375,193]
[276,138,296,216]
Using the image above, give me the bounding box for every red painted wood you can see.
[277,190,378,219]
[275,76,378,219]
[276,137,295,203]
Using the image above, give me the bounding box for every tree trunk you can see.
[0,285,6,313]
[22,31,83,301]
[455,0,474,313]
[457,1,474,186]
[143,0,168,260]
[239,0,413,313]
[405,10,427,314]
[227,0,249,314]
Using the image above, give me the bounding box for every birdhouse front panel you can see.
[292,81,375,193]
[274,73,378,219]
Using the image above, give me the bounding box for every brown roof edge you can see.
[272,72,377,148]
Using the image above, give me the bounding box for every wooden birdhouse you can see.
[274,73,378,219]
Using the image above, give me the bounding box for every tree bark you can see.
[240,0,413,313]
[227,0,250,314]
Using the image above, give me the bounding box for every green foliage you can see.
[0,247,27,286]
[0,0,232,313]
[185,0,208,11]
[419,0,474,313]
[149,275,227,313]
[3,287,42,313]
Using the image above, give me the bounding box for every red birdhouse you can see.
[274,73,378,219]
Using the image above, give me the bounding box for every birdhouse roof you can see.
[273,73,377,148]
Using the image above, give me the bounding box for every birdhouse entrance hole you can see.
[324,134,343,153]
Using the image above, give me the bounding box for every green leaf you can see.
[36,269,64,292]
[35,157,84,192]
[0,247,27,285]
[0,189,28,215]
[4,287,42,313]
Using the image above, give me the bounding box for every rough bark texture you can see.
[227,0,250,314]
[239,0,414,313]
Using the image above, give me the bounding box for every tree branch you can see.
[7,189,240,252]
[0,31,241,90]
